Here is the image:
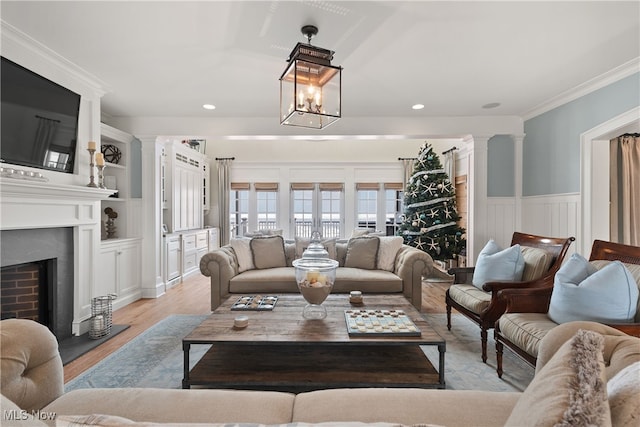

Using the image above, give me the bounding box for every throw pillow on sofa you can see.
[294,236,337,260]
[472,240,525,289]
[505,329,610,427]
[251,235,287,269]
[548,253,638,324]
[344,236,380,270]
[377,236,403,272]
[230,237,254,272]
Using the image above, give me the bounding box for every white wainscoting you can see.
[485,198,517,250]
[521,193,581,255]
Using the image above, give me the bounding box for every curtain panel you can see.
[610,135,640,246]
[216,158,234,245]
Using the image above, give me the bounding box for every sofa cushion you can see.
[293,388,520,427]
[45,388,296,425]
[607,361,640,427]
[472,240,524,289]
[333,268,403,293]
[251,236,287,269]
[56,416,420,427]
[505,329,611,427]
[344,237,380,270]
[294,237,337,261]
[230,268,298,293]
[520,246,554,281]
[230,238,255,273]
[549,253,639,324]
[1,394,48,426]
[498,313,557,359]
[376,236,403,272]
[447,284,491,314]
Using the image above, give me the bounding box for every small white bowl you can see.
[234,315,249,329]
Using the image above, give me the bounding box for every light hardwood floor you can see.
[63,275,451,383]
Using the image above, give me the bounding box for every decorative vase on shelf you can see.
[292,231,339,319]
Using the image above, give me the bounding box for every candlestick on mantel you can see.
[87,147,98,188]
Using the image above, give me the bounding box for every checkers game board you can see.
[231,295,278,311]
[344,308,422,337]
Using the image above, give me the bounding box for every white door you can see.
[291,183,343,238]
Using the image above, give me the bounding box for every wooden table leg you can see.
[182,342,191,389]
[438,342,446,388]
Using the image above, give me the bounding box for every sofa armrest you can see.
[0,319,64,412]
[394,245,436,311]
[199,246,239,310]
[535,321,640,379]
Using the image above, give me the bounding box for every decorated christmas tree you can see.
[398,142,466,261]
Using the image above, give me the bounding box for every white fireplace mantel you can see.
[0,177,114,200]
[1,176,115,335]
[0,178,114,230]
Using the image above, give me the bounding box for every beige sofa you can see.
[200,236,444,311]
[1,318,639,426]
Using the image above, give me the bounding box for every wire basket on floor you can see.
[89,293,117,339]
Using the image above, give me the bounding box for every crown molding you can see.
[521,57,640,121]
[1,20,110,97]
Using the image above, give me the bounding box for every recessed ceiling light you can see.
[202,104,216,110]
[412,104,425,110]
[482,102,501,109]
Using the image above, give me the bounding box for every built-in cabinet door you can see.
[96,246,118,296]
[117,243,140,298]
[172,164,203,232]
[97,239,141,305]
[181,233,198,276]
[165,236,181,281]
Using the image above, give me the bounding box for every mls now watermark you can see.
[4,409,56,421]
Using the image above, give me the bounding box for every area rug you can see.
[65,315,210,392]
[65,313,534,392]
[422,314,534,392]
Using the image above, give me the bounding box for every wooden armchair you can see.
[494,239,640,378]
[445,232,575,362]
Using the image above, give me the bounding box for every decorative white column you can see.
[139,136,166,298]
[467,135,492,265]
[513,134,525,232]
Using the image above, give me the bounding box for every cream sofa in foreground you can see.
[200,235,444,311]
[1,318,639,427]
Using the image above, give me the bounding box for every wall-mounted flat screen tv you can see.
[1,56,81,174]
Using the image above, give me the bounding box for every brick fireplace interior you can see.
[0,227,74,340]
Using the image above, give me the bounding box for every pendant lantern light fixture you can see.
[280,25,342,129]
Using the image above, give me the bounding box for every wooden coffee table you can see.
[182,294,446,391]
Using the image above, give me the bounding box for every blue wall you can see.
[487,135,515,197]
[522,72,639,196]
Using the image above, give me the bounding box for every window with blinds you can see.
[354,183,404,236]
[255,183,278,231]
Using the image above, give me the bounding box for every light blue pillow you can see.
[549,253,639,324]
[472,240,525,289]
